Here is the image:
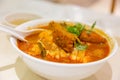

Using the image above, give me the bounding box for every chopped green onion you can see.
[38,42,46,57]
[91,21,96,29]
[87,21,96,34]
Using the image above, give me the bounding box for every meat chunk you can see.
[79,30,107,43]
[49,21,76,53]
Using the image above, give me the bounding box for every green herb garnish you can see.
[38,42,46,57]
[79,25,85,34]
[87,21,96,34]
[66,23,85,36]
[75,43,88,50]
[75,23,83,29]
[67,26,80,36]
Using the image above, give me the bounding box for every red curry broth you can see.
[17,21,110,63]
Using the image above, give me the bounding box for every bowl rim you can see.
[10,18,118,67]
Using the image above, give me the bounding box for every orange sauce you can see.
[17,21,110,63]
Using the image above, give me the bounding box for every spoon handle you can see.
[0,24,17,33]
[0,24,26,41]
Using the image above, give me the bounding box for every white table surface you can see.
[0,0,120,80]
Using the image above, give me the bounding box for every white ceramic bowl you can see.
[3,12,41,27]
[10,19,118,80]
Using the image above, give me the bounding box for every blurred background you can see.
[52,0,120,16]
[0,0,119,17]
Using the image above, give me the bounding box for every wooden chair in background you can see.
[111,0,116,14]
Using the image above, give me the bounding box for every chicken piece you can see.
[49,21,76,53]
[79,30,107,43]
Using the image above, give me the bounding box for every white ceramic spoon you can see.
[0,24,44,41]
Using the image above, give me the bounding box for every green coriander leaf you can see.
[75,43,88,50]
[66,23,85,36]
[67,26,80,36]
[74,23,85,35]
[75,23,83,29]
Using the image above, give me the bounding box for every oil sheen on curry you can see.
[17,21,110,63]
